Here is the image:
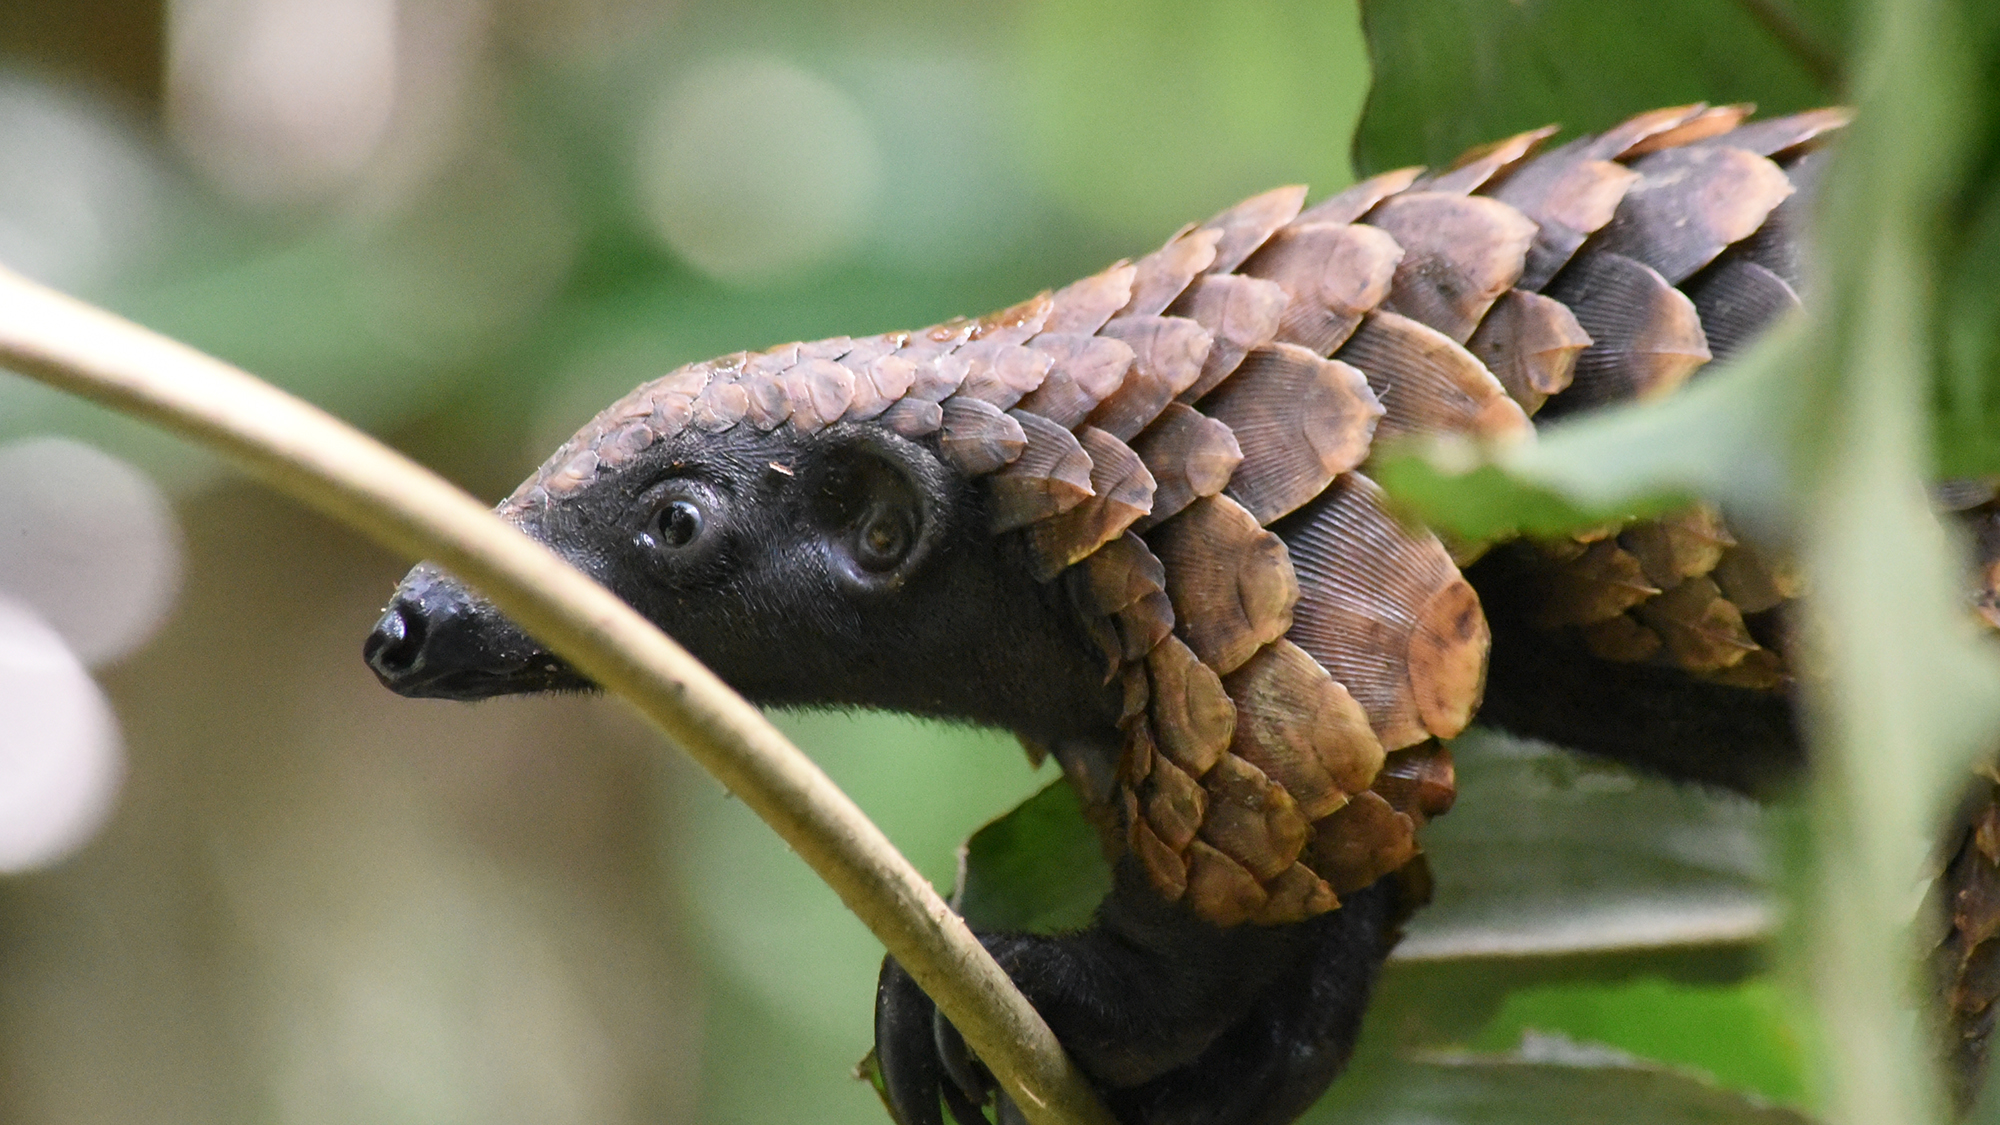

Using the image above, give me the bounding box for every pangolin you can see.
[365,103,1862,1125]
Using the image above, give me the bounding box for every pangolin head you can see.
[362,328,1125,744]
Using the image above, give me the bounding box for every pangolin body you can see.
[367,104,1872,1125]
[491,102,1843,926]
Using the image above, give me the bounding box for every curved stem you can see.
[0,264,1115,1125]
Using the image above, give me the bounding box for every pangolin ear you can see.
[804,426,953,595]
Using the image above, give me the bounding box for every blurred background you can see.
[0,2,1375,1122]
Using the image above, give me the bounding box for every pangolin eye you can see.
[852,504,913,573]
[649,498,706,552]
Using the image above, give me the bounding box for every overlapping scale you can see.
[1273,474,1488,749]
[1239,221,1403,354]
[1416,125,1560,195]
[1023,428,1156,581]
[1543,252,1711,408]
[1466,289,1592,414]
[1131,404,1243,530]
[1365,193,1538,342]
[1590,144,1795,285]
[988,412,1095,532]
[1167,274,1290,400]
[1196,344,1382,522]
[1087,316,1214,439]
[1147,495,1299,675]
[1335,312,1531,442]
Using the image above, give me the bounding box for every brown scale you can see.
[1484,103,1706,290]
[1466,289,1591,414]
[1238,221,1403,355]
[1414,125,1560,196]
[879,396,944,439]
[1220,639,1383,821]
[1200,185,1308,274]
[844,353,919,419]
[1274,474,1489,750]
[1166,274,1290,400]
[1525,537,1659,627]
[1087,315,1214,439]
[1297,167,1425,228]
[1130,403,1243,530]
[1115,591,1176,664]
[1143,636,1235,776]
[1023,428,1156,581]
[1335,311,1532,443]
[938,397,1026,475]
[986,412,1094,532]
[1591,144,1795,285]
[1687,260,1803,365]
[1120,227,1223,318]
[1544,252,1712,407]
[1197,752,1311,885]
[1196,344,1383,523]
[1042,264,1138,335]
[1013,333,1135,428]
[1620,103,1753,156]
[952,340,1054,411]
[1148,495,1299,676]
[779,358,856,431]
[1311,742,1457,896]
[509,106,1854,929]
[1364,192,1540,344]
[1696,107,1853,161]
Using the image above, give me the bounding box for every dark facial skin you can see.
[366,421,1122,746]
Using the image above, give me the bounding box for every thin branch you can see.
[0,265,1116,1125]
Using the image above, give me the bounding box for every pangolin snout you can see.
[364,565,586,700]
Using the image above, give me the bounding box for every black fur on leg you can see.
[874,863,1403,1125]
[1102,880,1399,1125]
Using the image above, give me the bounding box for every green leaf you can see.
[855,1049,899,1123]
[954,780,1113,935]
[1374,324,1804,542]
[1938,156,2000,476]
[1934,0,2000,477]
[1471,979,1812,1106]
[1309,1041,1816,1125]
[1353,0,1849,174]
[1398,731,1775,963]
[1370,453,1683,542]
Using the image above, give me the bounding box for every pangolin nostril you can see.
[363,603,425,680]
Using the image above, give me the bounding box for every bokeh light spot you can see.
[0,437,183,667]
[0,76,164,293]
[632,56,882,286]
[0,596,123,874]
[167,0,401,205]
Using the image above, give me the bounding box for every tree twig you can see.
[0,264,1116,1125]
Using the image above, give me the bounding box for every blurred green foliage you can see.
[1354,0,1850,173]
